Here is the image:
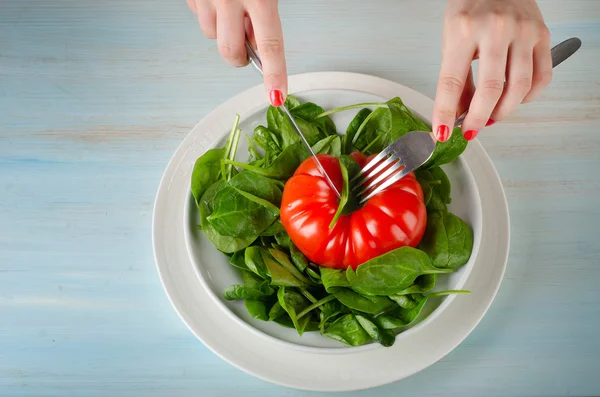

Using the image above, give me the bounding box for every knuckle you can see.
[482,78,505,95]
[218,44,246,64]
[264,72,284,86]
[217,0,236,7]
[537,69,553,86]
[517,20,538,40]
[251,0,275,8]
[257,38,283,56]
[488,11,509,32]
[436,108,456,121]
[466,115,488,130]
[510,76,533,92]
[439,75,465,94]
[454,12,474,37]
[538,24,551,42]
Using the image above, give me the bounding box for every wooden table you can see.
[1,1,599,395]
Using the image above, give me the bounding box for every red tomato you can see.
[280,153,427,269]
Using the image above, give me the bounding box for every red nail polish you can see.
[486,119,497,127]
[464,129,479,141]
[436,125,450,142]
[269,90,284,107]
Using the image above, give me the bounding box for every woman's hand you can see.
[186,0,287,106]
[433,0,552,141]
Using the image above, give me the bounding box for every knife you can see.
[244,41,341,198]
[551,37,582,68]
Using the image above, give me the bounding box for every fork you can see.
[352,37,582,204]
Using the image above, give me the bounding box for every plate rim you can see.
[152,71,510,391]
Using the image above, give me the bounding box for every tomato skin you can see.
[280,153,427,269]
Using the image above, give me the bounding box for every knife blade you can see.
[244,41,341,198]
[551,37,582,68]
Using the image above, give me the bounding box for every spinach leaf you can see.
[353,107,388,153]
[285,95,301,109]
[418,210,474,269]
[416,166,451,209]
[261,248,309,287]
[290,243,309,273]
[355,314,395,347]
[416,170,434,207]
[331,288,395,314]
[290,102,337,136]
[318,300,349,331]
[338,154,361,180]
[277,287,314,335]
[306,266,322,284]
[191,148,225,207]
[342,108,372,154]
[207,171,283,237]
[320,267,351,292]
[223,270,274,300]
[227,170,283,205]
[375,294,429,329]
[391,274,437,296]
[353,98,423,154]
[253,126,281,156]
[423,127,468,168]
[198,181,256,253]
[374,290,468,330]
[224,142,309,180]
[273,233,291,250]
[260,219,286,236]
[223,282,274,300]
[388,293,420,309]
[321,314,372,346]
[208,187,280,238]
[429,166,451,204]
[312,135,341,156]
[267,106,322,148]
[244,246,270,279]
[427,189,448,211]
[268,301,286,320]
[229,250,250,272]
[268,248,313,285]
[329,161,349,228]
[245,299,270,321]
[345,247,453,296]
[267,301,295,328]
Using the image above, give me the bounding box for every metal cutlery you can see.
[245,40,341,198]
[353,37,582,203]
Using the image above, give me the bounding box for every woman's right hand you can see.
[186,0,288,107]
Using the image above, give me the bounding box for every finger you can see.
[186,0,197,14]
[247,1,288,106]
[522,28,552,103]
[216,0,248,67]
[196,0,217,40]
[432,42,476,142]
[490,43,534,122]
[245,16,256,49]
[457,67,475,116]
[462,40,509,135]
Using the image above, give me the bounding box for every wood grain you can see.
[1,0,599,395]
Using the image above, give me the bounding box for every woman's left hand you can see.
[432,0,553,142]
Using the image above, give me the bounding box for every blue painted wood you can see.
[1,0,599,395]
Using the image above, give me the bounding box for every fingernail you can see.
[436,125,450,142]
[486,119,497,127]
[464,129,479,141]
[269,90,284,107]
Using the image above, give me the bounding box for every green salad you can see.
[190,95,473,347]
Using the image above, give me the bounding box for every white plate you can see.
[153,72,510,391]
